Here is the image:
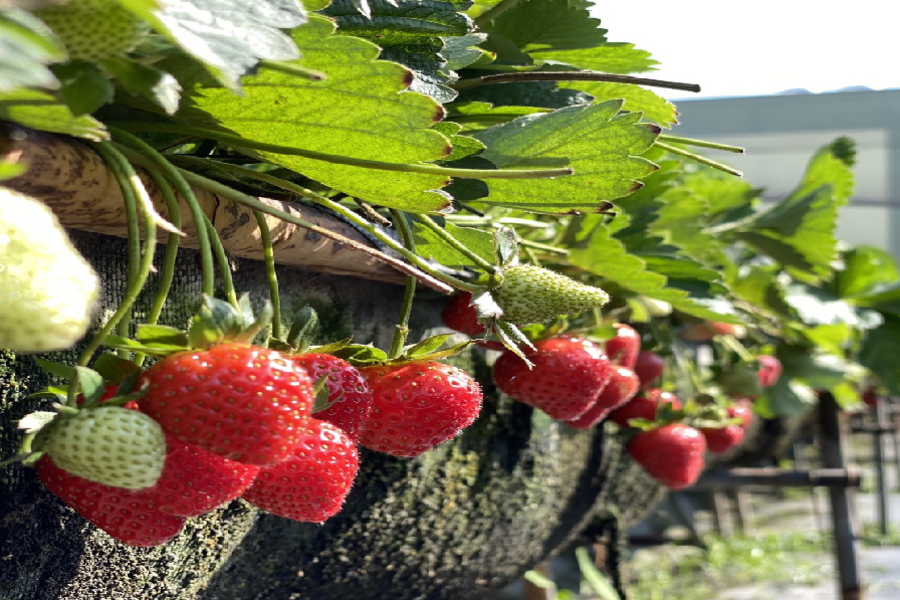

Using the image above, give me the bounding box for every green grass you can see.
[861,522,900,547]
[624,532,831,600]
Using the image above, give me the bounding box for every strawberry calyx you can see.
[103,294,273,358]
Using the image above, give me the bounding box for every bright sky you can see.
[591,0,900,100]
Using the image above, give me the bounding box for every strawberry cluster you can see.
[31,339,483,547]
[440,294,768,492]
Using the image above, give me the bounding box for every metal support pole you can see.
[874,397,890,535]
[727,489,750,533]
[890,399,900,490]
[819,392,865,600]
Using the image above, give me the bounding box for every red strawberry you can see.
[628,423,706,490]
[863,387,879,408]
[139,343,314,466]
[633,351,665,391]
[440,292,503,350]
[567,366,640,429]
[37,456,185,547]
[492,336,612,421]
[607,388,681,428]
[359,361,482,457]
[149,441,260,517]
[605,324,640,369]
[756,355,782,388]
[700,425,745,454]
[441,292,485,337]
[728,399,754,429]
[292,353,373,442]
[242,419,359,523]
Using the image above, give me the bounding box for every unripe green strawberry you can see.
[35,0,149,63]
[47,406,166,490]
[0,187,100,352]
[493,264,609,324]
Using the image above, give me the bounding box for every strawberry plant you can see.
[0,0,896,596]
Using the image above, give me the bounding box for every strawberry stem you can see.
[657,135,745,154]
[415,213,497,273]
[388,210,417,360]
[655,141,743,177]
[202,212,239,309]
[109,128,216,297]
[143,173,182,326]
[453,71,701,94]
[108,122,574,180]
[75,143,158,403]
[166,156,483,294]
[254,210,282,341]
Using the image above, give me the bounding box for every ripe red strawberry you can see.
[149,441,260,517]
[567,366,640,429]
[605,324,640,369]
[292,353,373,442]
[756,355,782,388]
[441,292,485,337]
[492,336,612,421]
[633,350,665,391]
[242,419,359,523]
[863,387,879,408]
[700,425,745,453]
[440,292,503,350]
[728,399,754,429]
[607,388,681,428]
[37,456,185,547]
[139,343,314,466]
[359,361,482,457]
[628,423,707,490]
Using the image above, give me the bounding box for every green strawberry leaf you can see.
[492,319,536,361]
[286,305,320,353]
[34,358,76,381]
[0,9,64,93]
[412,219,494,269]
[52,62,114,116]
[18,411,58,435]
[754,377,817,418]
[135,324,190,346]
[331,343,390,365]
[567,217,738,321]
[561,82,677,128]
[164,15,452,211]
[834,245,900,301]
[188,296,248,348]
[322,0,475,103]
[441,32,491,71]
[732,140,853,279]
[777,346,860,390]
[100,56,182,115]
[779,280,884,330]
[91,353,143,384]
[493,225,518,268]
[0,88,107,141]
[74,366,107,405]
[309,336,354,355]
[120,0,306,91]
[403,333,454,358]
[472,100,659,213]
[311,375,340,413]
[446,101,551,132]
[859,315,900,396]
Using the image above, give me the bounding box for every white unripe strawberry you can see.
[35,0,150,63]
[494,264,610,324]
[0,186,100,352]
[46,406,166,490]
